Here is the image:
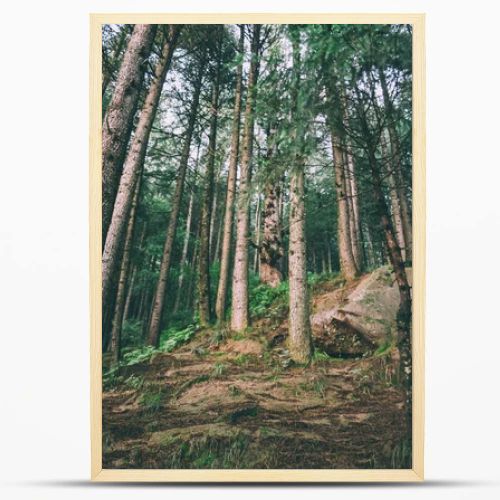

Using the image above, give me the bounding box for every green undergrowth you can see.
[248,272,345,323]
[104,323,198,388]
[139,384,166,413]
[312,349,346,365]
[374,340,393,357]
[155,431,255,469]
[249,280,289,318]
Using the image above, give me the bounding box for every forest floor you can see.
[102,272,411,469]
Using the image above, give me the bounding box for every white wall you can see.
[1,0,499,498]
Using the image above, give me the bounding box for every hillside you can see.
[102,267,411,469]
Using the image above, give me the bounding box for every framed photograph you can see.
[90,13,425,482]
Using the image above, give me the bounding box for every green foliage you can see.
[124,374,144,390]
[121,319,144,347]
[159,324,197,352]
[122,345,157,366]
[103,324,198,384]
[297,377,328,399]
[209,325,230,346]
[211,362,227,379]
[390,438,412,469]
[231,354,255,367]
[312,349,331,363]
[160,431,253,469]
[139,385,165,413]
[249,281,289,318]
[374,341,393,357]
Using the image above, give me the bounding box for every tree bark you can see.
[198,28,223,327]
[209,153,225,263]
[357,84,413,422]
[231,24,261,332]
[213,202,224,267]
[344,140,363,271]
[102,24,157,246]
[367,144,412,423]
[122,265,136,325]
[102,25,181,325]
[173,184,195,314]
[381,129,406,261]
[326,241,333,273]
[110,174,141,364]
[147,57,205,346]
[331,131,359,280]
[259,181,284,287]
[122,224,145,323]
[187,243,199,312]
[379,68,412,264]
[288,156,313,363]
[362,222,376,269]
[287,30,313,364]
[215,25,244,322]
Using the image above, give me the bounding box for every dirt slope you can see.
[103,271,411,469]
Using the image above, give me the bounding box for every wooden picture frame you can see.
[90,12,425,482]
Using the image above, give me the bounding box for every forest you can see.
[101,23,413,469]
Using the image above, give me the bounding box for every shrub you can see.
[249,281,289,318]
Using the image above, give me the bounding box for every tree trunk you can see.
[231,24,261,332]
[209,153,225,263]
[253,195,261,273]
[122,223,146,324]
[344,139,363,271]
[122,265,136,325]
[214,203,224,267]
[288,157,313,363]
[331,131,358,280]
[110,175,141,364]
[147,57,205,346]
[379,68,412,264]
[102,25,180,325]
[357,73,413,421]
[198,28,223,327]
[367,144,412,424]
[215,25,244,322]
[321,249,328,274]
[187,243,199,312]
[343,150,359,270]
[102,24,157,246]
[381,129,406,261]
[136,255,154,322]
[173,185,195,314]
[326,241,333,273]
[287,30,313,364]
[259,181,284,287]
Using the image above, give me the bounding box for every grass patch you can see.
[231,354,256,367]
[139,385,166,413]
[374,341,393,357]
[296,377,328,399]
[154,429,256,469]
[124,374,144,390]
[103,323,198,386]
[211,362,227,379]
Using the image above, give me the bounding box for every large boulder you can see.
[310,266,412,347]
